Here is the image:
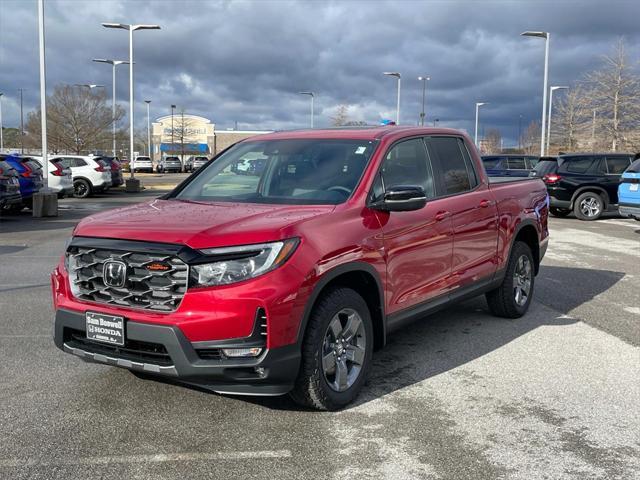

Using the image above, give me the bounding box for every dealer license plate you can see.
[630,183,638,191]
[86,312,125,346]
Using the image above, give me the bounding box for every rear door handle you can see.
[435,211,451,221]
[479,200,494,208]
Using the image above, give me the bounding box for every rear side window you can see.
[379,138,435,199]
[605,156,631,174]
[427,136,477,195]
[482,157,501,169]
[526,158,539,169]
[507,157,526,170]
[561,156,594,173]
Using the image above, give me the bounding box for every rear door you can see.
[376,137,453,313]
[426,136,499,288]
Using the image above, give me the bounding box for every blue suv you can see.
[2,154,44,212]
[619,156,640,220]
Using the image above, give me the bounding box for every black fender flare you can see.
[296,261,386,347]
[502,218,541,276]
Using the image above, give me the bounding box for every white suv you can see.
[31,156,74,198]
[50,155,112,198]
[133,156,153,173]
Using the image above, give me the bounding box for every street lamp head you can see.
[521,31,548,39]
[171,104,176,109]
[74,84,105,89]
[418,76,430,81]
[144,100,151,104]
[383,72,401,78]
[133,24,161,31]
[92,58,130,66]
[102,23,128,30]
[551,86,569,92]
[298,91,314,97]
[476,102,488,107]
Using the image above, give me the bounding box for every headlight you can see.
[191,238,299,287]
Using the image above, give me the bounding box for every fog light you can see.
[222,347,263,358]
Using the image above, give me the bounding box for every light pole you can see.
[518,114,523,151]
[546,86,568,153]
[93,58,130,157]
[591,109,597,151]
[19,88,24,154]
[33,0,57,216]
[144,100,151,157]
[102,22,160,190]
[298,92,314,128]
[418,76,429,126]
[475,102,488,148]
[171,104,176,155]
[0,92,3,152]
[383,72,401,124]
[521,31,550,155]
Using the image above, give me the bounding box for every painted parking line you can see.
[0,450,292,468]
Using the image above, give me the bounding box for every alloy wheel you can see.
[321,308,366,392]
[580,197,601,218]
[513,255,532,307]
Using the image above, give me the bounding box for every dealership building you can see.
[150,113,271,162]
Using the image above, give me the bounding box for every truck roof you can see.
[250,126,465,142]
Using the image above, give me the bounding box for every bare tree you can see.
[169,110,199,163]
[583,39,640,151]
[331,105,350,126]
[483,128,502,153]
[25,85,124,154]
[552,85,590,151]
[521,121,541,155]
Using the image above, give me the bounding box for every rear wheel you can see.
[290,287,373,410]
[549,207,571,217]
[73,179,91,198]
[486,241,535,318]
[574,192,604,220]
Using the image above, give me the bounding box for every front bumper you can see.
[53,308,300,395]
[619,203,640,220]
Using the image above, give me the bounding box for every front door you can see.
[374,138,453,315]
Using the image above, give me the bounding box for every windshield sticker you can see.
[355,146,367,154]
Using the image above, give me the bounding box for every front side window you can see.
[378,138,435,200]
[427,136,477,195]
[606,156,632,174]
[174,139,376,205]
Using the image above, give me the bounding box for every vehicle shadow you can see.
[248,265,624,411]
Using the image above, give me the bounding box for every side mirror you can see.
[372,185,427,212]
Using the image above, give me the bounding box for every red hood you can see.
[74,199,335,249]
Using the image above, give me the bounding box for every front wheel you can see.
[574,192,604,221]
[290,287,373,410]
[486,241,535,318]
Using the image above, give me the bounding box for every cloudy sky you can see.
[1,0,639,145]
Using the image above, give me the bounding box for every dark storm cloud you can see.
[1,0,639,144]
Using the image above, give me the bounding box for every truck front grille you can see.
[66,246,188,312]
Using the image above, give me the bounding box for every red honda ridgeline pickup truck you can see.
[52,127,549,410]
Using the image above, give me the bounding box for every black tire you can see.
[486,241,535,319]
[290,287,373,411]
[573,192,604,221]
[73,179,91,198]
[549,207,571,218]
[1,203,24,215]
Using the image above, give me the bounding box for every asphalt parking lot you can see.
[0,190,638,480]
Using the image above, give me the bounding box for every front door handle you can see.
[435,211,451,221]
[479,199,493,208]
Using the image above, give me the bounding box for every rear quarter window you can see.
[532,159,558,176]
[626,159,640,173]
[560,157,594,174]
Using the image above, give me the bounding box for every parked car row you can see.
[0,154,44,213]
[482,152,639,221]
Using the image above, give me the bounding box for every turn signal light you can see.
[221,347,263,358]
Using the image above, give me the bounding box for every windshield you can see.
[626,158,640,173]
[531,158,558,176]
[174,139,377,205]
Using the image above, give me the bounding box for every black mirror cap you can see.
[372,185,427,212]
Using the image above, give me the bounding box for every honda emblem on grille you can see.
[103,260,127,288]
